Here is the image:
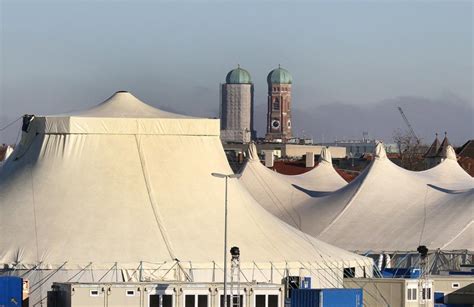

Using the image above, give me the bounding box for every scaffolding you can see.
[229,247,241,307]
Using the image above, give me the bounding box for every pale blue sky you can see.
[1,1,472,142]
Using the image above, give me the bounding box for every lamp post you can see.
[211,172,241,307]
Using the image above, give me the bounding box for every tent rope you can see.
[0,116,21,131]
[418,186,429,246]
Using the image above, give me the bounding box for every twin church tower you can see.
[220,65,293,143]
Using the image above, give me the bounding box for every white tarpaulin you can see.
[0,92,372,305]
[239,143,347,228]
[297,144,474,252]
[240,141,473,253]
[285,146,348,191]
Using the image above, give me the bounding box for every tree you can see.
[392,129,428,170]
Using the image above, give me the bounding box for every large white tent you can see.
[0,92,372,305]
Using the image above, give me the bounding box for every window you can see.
[186,295,195,307]
[198,295,208,307]
[407,288,417,301]
[90,290,100,297]
[126,290,135,296]
[185,294,208,307]
[422,288,431,300]
[452,283,460,289]
[150,294,173,307]
[220,295,243,307]
[268,295,278,307]
[343,267,355,278]
[255,294,279,307]
[273,99,280,110]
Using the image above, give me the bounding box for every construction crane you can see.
[397,106,420,144]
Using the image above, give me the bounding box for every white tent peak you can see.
[248,142,260,161]
[319,147,332,164]
[30,91,218,136]
[66,91,191,119]
[375,142,387,160]
[444,145,457,161]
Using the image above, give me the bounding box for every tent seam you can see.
[134,134,176,260]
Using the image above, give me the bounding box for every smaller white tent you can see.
[282,147,348,191]
[416,146,474,190]
[239,143,347,229]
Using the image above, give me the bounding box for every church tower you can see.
[220,65,255,143]
[265,66,293,142]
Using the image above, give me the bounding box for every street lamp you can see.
[211,172,241,307]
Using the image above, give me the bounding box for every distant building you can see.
[265,66,293,142]
[424,132,451,168]
[223,143,346,159]
[456,139,474,176]
[220,66,255,143]
[456,139,474,158]
[320,138,398,158]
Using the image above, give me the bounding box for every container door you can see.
[150,294,173,307]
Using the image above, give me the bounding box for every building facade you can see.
[220,66,255,143]
[265,66,293,142]
[318,138,398,158]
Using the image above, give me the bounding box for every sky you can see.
[1,0,473,145]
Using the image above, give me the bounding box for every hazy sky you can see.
[1,0,472,143]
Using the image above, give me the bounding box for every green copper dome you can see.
[225,66,252,84]
[267,66,292,84]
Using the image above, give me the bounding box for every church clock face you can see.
[271,119,280,130]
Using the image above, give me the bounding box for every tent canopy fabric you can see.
[284,147,347,190]
[239,143,347,227]
[0,91,371,271]
[287,144,474,252]
[316,145,473,252]
[240,141,473,253]
[415,146,474,190]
